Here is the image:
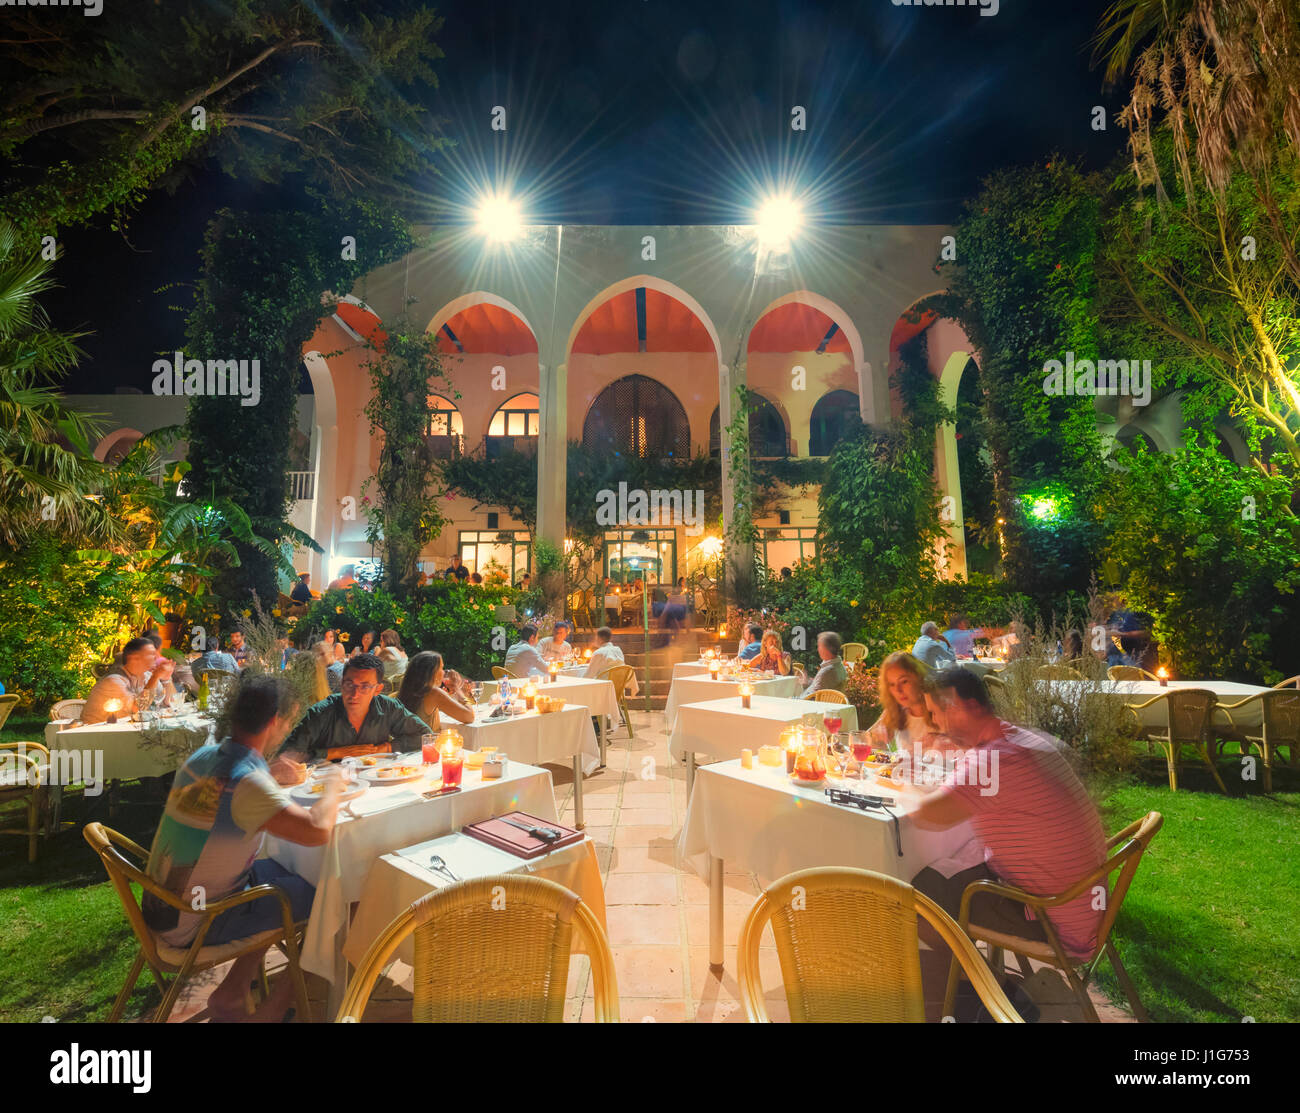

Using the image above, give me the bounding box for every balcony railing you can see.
[424,433,465,461]
[486,435,538,460]
[288,471,315,500]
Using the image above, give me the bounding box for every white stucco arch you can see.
[425,291,540,344]
[562,275,722,364]
[302,350,340,583]
[93,427,145,463]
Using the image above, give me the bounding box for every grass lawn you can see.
[2,712,1298,1021]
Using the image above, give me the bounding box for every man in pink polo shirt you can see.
[910,668,1106,960]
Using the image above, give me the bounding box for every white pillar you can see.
[536,360,567,552]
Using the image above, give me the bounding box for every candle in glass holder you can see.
[438,731,465,788]
[781,726,802,774]
[548,662,561,683]
[739,682,753,709]
[524,682,537,709]
[708,661,721,680]
[1156,666,1169,687]
[105,699,122,725]
[740,748,753,769]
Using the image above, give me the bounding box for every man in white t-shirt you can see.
[585,626,638,696]
[83,637,177,724]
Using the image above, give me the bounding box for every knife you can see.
[499,816,562,842]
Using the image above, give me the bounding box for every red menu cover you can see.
[463,812,584,859]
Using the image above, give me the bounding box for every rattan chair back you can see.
[809,689,847,704]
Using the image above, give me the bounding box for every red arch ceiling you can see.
[336,301,387,348]
[437,303,538,356]
[747,302,852,354]
[571,288,714,355]
[889,308,938,352]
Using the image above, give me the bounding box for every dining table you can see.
[678,759,975,969]
[663,671,803,731]
[266,758,560,1016]
[344,831,606,978]
[668,694,859,795]
[43,712,212,785]
[481,672,619,765]
[1044,678,1272,730]
[457,702,599,826]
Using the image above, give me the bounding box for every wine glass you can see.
[851,730,873,782]
[470,682,484,705]
[823,713,843,738]
[829,734,851,780]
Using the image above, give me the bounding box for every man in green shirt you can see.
[272,654,428,772]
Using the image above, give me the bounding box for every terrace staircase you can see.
[607,628,728,712]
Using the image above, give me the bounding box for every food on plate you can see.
[376,764,419,779]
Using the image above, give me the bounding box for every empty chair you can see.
[943,811,1163,1022]
[841,642,867,664]
[490,666,517,681]
[599,664,636,739]
[1108,665,1159,682]
[338,875,617,1022]
[83,822,312,1022]
[1219,689,1300,792]
[1125,689,1224,792]
[1,740,50,862]
[49,698,87,722]
[0,694,18,731]
[737,866,1021,1022]
[809,689,848,704]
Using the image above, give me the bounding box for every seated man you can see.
[142,675,338,1021]
[274,653,428,766]
[503,625,548,678]
[910,668,1107,962]
[289,571,313,604]
[326,564,357,592]
[191,636,239,684]
[942,614,986,660]
[737,623,764,662]
[83,637,177,723]
[537,620,576,663]
[801,631,848,698]
[228,629,251,670]
[912,621,956,669]
[584,626,639,696]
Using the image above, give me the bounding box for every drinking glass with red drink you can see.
[851,731,873,782]
[421,733,439,765]
[823,714,843,737]
[440,748,465,788]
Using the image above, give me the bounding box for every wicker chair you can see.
[738,866,1021,1023]
[809,689,848,705]
[1218,689,1300,793]
[1,741,50,862]
[1271,676,1300,690]
[338,875,617,1022]
[50,698,87,722]
[943,811,1163,1023]
[841,642,867,664]
[84,822,312,1022]
[490,666,517,682]
[0,694,18,731]
[599,664,636,739]
[792,662,807,683]
[1108,665,1159,682]
[1125,689,1225,792]
[1037,664,1085,681]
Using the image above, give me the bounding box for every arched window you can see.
[708,396,788,458]
[425,395,465,460]
[582,375,689,458]
[487,393,539,458]
[808,390,860,456]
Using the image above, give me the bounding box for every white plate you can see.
[291,780,367,804]
[361,763,425,785]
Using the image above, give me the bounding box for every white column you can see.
[536,360,567,551]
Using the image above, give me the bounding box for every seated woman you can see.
[866,651,956,757]
[397,652,475,731]
[375,629,408,679]
[744,630,792,675]
[349,630,378,659]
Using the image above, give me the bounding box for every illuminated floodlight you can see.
[475,193,523,242]
[755,195,803,248]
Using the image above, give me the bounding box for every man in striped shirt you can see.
[910,668,1106,962]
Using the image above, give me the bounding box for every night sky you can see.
[42,0,1125,392]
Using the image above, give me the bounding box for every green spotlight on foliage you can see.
[1020,482,1072,526]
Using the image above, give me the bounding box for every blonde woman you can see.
[745,630,792,675]
[866,651,955,755]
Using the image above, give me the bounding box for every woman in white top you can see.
[866,651,956,757]
[375,628,408,679]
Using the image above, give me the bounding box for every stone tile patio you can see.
[167,708,1133,1023]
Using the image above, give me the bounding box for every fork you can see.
[428,855,458,882]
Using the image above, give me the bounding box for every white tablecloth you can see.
[43,714,212,784]
[344,833,605,972]
[668,695,859,765]
[672,662,713,681]
[679,759,975,886]
[482,674,619,720]
[266,761,558,990]
[460,705,599,774]
[664,674,803,731]
[1046,679,1271,730]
